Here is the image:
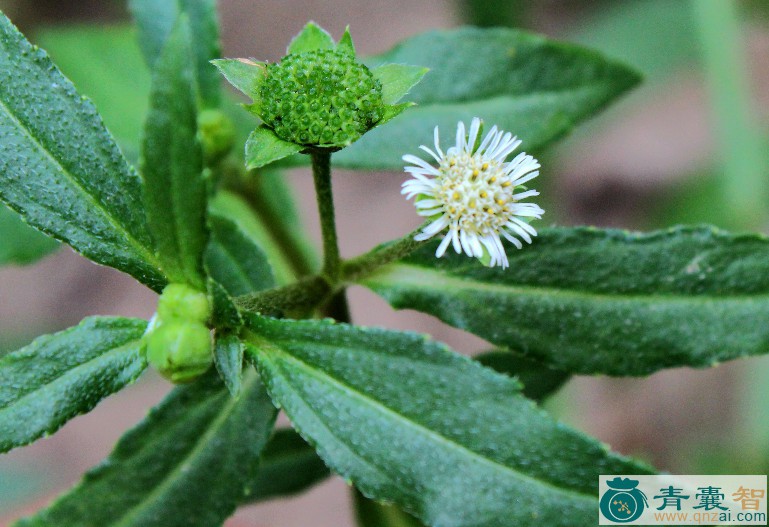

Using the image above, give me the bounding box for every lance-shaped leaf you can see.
[0,13,165,290]
[476,350,569,403]
[0,204,59,266]
[244,315,651,527]
[210,189,315,286]
[213,332,244,397]
[363,226,769,376]
[205,214,276,297]
[242,428,331,503]
[16,369,277,527]
[35,25,151,163]
[141,17,208,289]
[0,317,147,453]
[331,27,641,169]
[129,0,221,107]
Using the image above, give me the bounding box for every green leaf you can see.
[332,27,641,169]
[213,332,243,397]
[337,26,356,56]
[210,58,266,99]
[364,226,769,376]
[0,204,59,266]
[0,13,165,290]
[205,214,276,296]
[16,370,277,527]
[206,278,243,330]
[354,490,425,527]
[242,428,331,503]
[35,25,151,163]
[129,0,221,107]
[372,64,429,105]
[287,22,336,55]
[476,350,569,403]
[141,17,208,289]
[210,187,317,285]
[0,317,147,453]
[244,315,651,527]
[245,125,304,169]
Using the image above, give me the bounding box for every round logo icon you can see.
[600,478,648,523]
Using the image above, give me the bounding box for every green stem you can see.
[311,150,341,281]
[234,223,430,317]
[342,224,429,283]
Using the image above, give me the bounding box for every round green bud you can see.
[198,109,235,165]
[157,284,211,324]
[146,321,212,383]
[260,49,384,147]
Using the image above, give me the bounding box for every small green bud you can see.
[157,284,211,323]
[260,50,384,147]
[146,321,212,383]
[198,109,235,165]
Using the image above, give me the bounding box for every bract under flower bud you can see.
[260,50,384,147]
[157,283,211,323]
[146,321,213,384]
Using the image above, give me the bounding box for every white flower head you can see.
[401,118,544,269]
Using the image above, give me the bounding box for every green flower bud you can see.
[146,321,212,383]
[198,109,235,165]
[260,49,384,147]
[157,284,211,323]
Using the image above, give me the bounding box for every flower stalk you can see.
[311,150,342,282]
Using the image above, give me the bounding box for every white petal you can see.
[469,233,483,257]
[501,230,523,249]
[403,154,440,175]
[433,126,444,158]
[477,125,498,155]
[505,222,532,244]
[451,228,462,253]
[419,145,442,163]
[435,233,452,257]
[510,217,537,236]
[456,121,466,152]
[414,230,435,241]
[459,229,472,256]
[510,170,539,187]
[422,215,450,235]
[512,189,539,200]
[467,118,481,154]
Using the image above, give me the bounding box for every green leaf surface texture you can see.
[0,203,59,265]
[213,332,243,397]
[0,13,164,289]
[205,214,276,296]
[242,428,331,503]
[16,369,277,527]
[333,27,641,169]
[476,350,569,403]
[245,315,650,527]
[0,317,147,453]
[140,18,207,288]
[129,0,221,107]
[364,226,769,376]
[34,25,151,162]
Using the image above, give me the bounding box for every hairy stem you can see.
[312,150,341,281]
[235,224,430,317]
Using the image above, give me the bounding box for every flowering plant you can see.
[0,3,767,527]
